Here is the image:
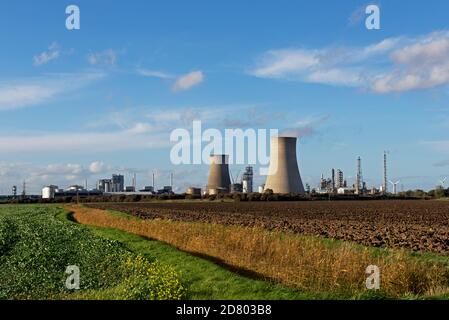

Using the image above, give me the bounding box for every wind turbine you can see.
[389,180,400,195]
[230,170,241,184]
[439,177,447,188]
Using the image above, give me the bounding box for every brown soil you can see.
[86,200,449,254]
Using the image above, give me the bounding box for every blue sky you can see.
[1,0,449,194]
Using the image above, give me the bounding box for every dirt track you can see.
[86,200,449,254]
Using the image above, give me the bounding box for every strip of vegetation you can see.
[74,219,328,300]
[0,205,185,300]
[70,205,449,299]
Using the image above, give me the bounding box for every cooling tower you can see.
[207,154,232,193]
[264,137,305,194]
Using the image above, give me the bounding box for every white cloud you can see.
[373,36,449,93]
[391,37,449,65]
[0,162,83,193]
[172,71,204,92]
[306,68,362,87]
[45,163,83,175]
[0,123,168,153]
[361,37,402,57]
[89,161,108,174]
[38,103,328,160]
[145,105,326,139]
[125,122,153,134]
[87,49,118,66]
[252,49,320,78]
[0,161,119,194]
[137,69,205,93]
[280,115,329,138]
[0,105,330,193]
[0,72,105,111]
[137,69,174,79]
[145,106,235,128]
[250,30,449,94]
[33,42,60,66]
[0,84,60,110]
[250,46,371,86]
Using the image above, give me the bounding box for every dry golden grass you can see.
[67,205,449,298]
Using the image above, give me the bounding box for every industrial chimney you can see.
[207,154,232,194]
[264,136,305,194]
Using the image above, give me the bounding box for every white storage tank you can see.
[42,185,58,199]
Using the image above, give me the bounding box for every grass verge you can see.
[61,208,330,299]
[0,205,185,300]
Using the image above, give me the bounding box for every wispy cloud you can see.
[136,69,174,79]
[433,159,449,167]
[137,68,205,92]
[0,123,168,153]
[280,115,329,138]
[348,3,381,26]
[172,71,204,92]
[90,104,328,140]
[33,42,60,66]
[0,161,120,194]
[0,72,105,111]
[0,105,330,192]
[87,49,118,66]
[250,30,449,94]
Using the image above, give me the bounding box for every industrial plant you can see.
[198,140,404,197]
[313,151,403,196]
[0,136,421,201]
[40,172,174,200]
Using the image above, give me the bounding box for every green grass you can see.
[0,205,185,300]
[62,208,358,299]
[61,211,332,299]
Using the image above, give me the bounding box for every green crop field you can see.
[0,205,185,300]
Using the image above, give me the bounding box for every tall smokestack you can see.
[207,154,232,193]
[264,136,305,194]
[383,151,388,194]
[152,172,155,189]
[332,168,335,192]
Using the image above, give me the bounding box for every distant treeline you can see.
[0,191,429,204]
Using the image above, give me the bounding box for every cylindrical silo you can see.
[264,137,305,194]
[207,154,232,193]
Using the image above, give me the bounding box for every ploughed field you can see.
[87,200,449,254]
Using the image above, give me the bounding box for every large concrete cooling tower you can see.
[207,154,232,193]
[264,137,305,194]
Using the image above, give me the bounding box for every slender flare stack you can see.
[264,136,305,194]
[207,154,232,194]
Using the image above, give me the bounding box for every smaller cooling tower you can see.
[264,137,305,194]
[207,154,232,193]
